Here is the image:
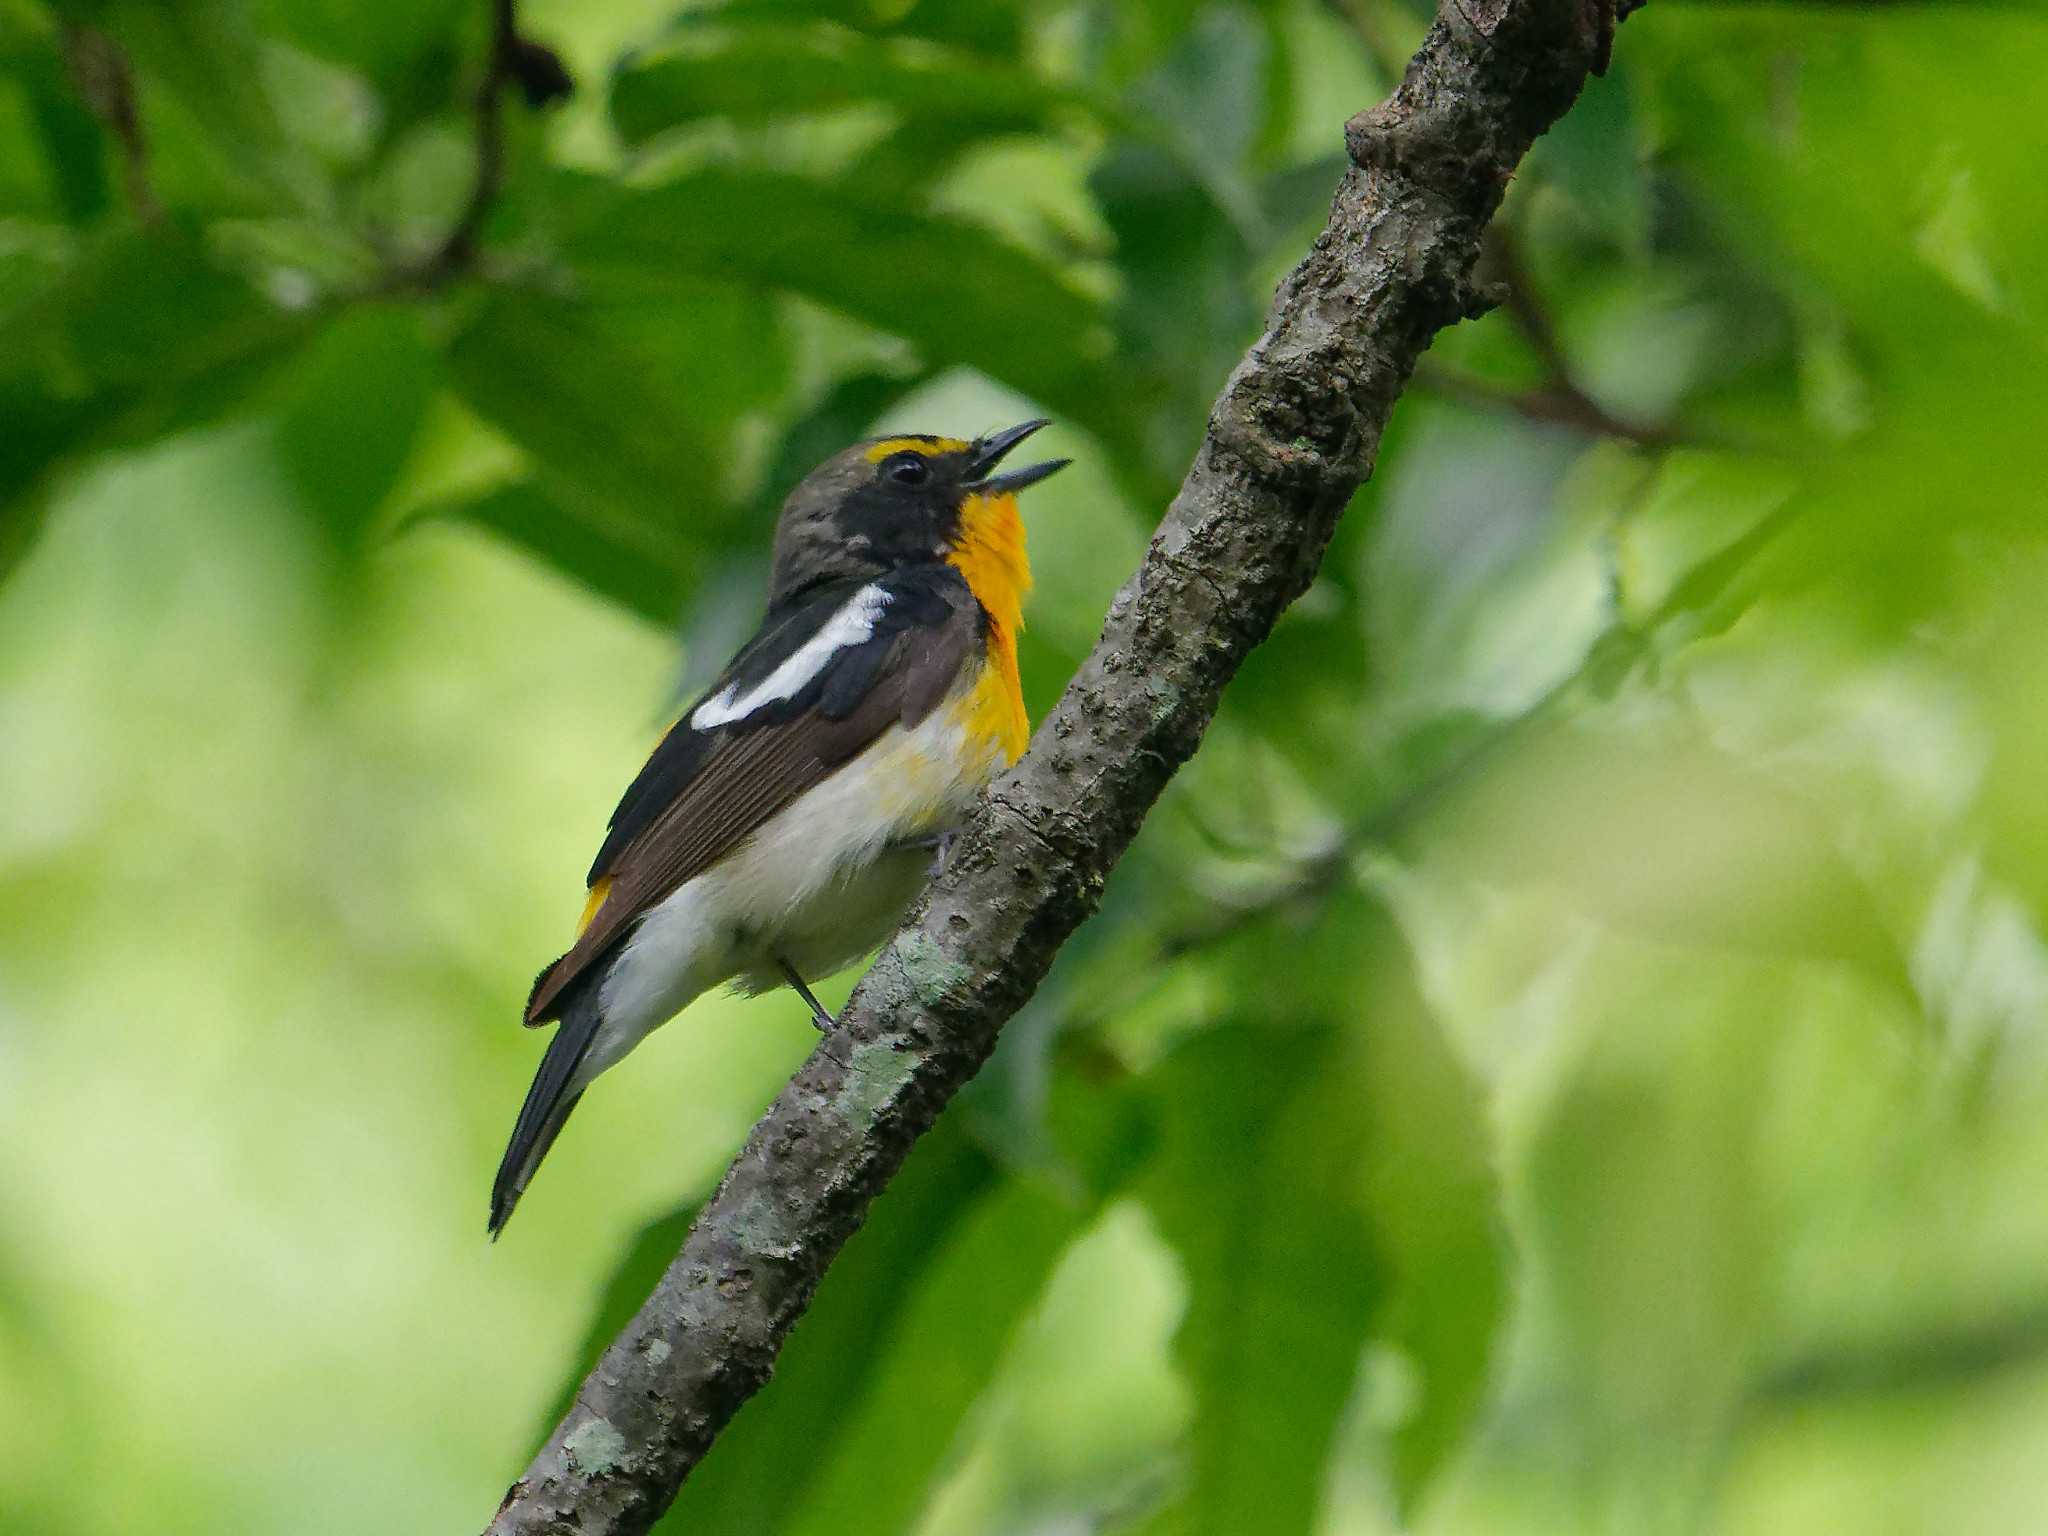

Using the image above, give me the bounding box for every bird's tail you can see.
[489,977,605,1237]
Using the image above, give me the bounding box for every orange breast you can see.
[946,490,1032,762]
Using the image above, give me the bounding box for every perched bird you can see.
[489,421,1068,1234]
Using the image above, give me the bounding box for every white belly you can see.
[578,698,1002,1087]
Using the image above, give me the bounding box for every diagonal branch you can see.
[486,2,1635,1531]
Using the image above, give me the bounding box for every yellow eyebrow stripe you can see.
[864,435,969,462]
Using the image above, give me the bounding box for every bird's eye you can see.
[880,451,929,487]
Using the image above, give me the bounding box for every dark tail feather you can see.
[490,980,604,1237]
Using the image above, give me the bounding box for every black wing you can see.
[525,568,977,1023]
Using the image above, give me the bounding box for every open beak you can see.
[965,418,1070,495]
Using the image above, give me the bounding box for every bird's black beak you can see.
[965,418,1070,495]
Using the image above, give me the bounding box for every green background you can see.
[2,1,2046,1532]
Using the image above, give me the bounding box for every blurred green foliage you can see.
[2,0,2047,1533]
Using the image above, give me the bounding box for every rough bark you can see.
[487,2,1631,1530]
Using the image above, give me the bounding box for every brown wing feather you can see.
[524,609,975,1023]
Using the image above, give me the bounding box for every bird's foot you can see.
[891,830,959,874]
[777,956,837,1032]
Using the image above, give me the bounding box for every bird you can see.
[489,420,1069,1235]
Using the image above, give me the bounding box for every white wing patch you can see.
[691,583,892,730]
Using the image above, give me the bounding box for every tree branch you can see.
[486,3,1634,1530]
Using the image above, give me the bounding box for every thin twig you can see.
[1414,358,1686,447]
[1139,675,1572,974]
[1145,471,1811,968]
[1753,1303,2048,1406]
[402,0,571,290]
[1486,220,1577,381]
[1474,220,1721,445]
[59,22,161,226]
[416,0,515,285]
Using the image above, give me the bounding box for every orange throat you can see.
[946,490,1033,762]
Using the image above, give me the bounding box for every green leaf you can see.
[4,48,109,220]
[564,169,1129,453]
[1130,1023,1379,1536]
[1104,890,1510,1529]
[653,1115,1080,1536]
[610,20,1105,149]
[1521,61,1649,255]
[270,305,439,547]
[1093,144,1249,351]
[527,1074,1147,1536]
[687,0,1032,54]
[254,0,468,93]
[768,1175,1098,1536]
[0,224,299,397]
[1123,3,1271,238]
[1349,922,1506,1514]
[1088,116,1258,494]
[418,478,694,626]
[1505,950,1835,1467]
[1626,8,2048,646]
[94,0,318,211]
[840,114,1007,203]
[1257,152,1345,253]
[544,1119,988,1532]
[0,400,80,583]
[0,226,313,583]
[1425,718,1917,998]
[441,277,789,605]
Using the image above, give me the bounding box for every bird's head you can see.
[769,419,1067,607]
